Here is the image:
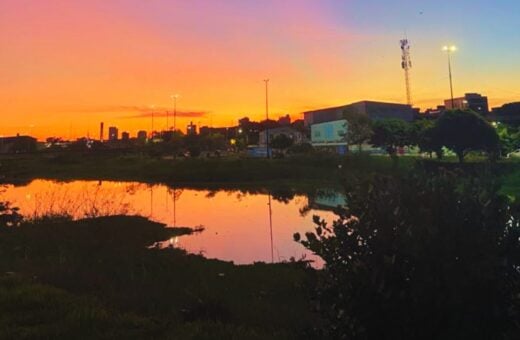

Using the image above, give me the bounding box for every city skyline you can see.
[2,0,520,139]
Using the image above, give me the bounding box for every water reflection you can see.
[2,179,345,265]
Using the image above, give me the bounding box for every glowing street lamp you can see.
[442,45,457,108]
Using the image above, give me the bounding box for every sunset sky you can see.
[2,0,520,140]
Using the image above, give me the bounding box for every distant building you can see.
[277,114,291,126]
[444,93,489,115]
[424,105,446,119]
[238,117,251,127]
[108,126,118,141]
[259,127,306,146]
[310,120,348,155]
[304,100,415,127]
[121,132,130,141]
[187,121,197,135]
[0,135,37,154]
[200,126,228,136]
[137,130,147,141]
[491,102,520,125]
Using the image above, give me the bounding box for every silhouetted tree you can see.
[343,111,373,151]
[434,109,499,162]
[370,119,412,158]
[0,187,22,227]
[412,119,443,158]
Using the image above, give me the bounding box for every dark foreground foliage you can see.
[0,216,316,339]
[297,171,520,340]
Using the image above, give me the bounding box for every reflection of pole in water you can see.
[150,185,154,219]
[173,186,176,227]
[268,192,274,263]
[168,187,183,227]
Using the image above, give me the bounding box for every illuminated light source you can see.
[442,45,457,108]
[442,45,457,52]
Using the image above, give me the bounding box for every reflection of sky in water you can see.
[2,180,341,265]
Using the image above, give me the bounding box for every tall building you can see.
[121,132,130,141]
[444,93,489,115]
[99,122,104,142]
[108,126,118,141]
[304,100,415,127]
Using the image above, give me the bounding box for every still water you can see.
[2,180,345,265]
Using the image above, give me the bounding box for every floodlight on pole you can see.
[442,45,457,108]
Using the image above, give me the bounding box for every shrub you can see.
[296,171,520,339]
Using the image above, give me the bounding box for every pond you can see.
[2,180,346,265]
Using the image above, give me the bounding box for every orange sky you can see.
[2,0,520,140]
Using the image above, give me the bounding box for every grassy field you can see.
[2,151,519,197]
[0,151,414,184]
[0,216,317,339]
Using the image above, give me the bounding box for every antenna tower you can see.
[400,39,412,105]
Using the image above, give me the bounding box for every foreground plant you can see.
[296,171,520,340]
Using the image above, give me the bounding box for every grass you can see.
[0,151,413,184]
[2,150,519,197]
[0,216,317,339]
[500,170,520,198]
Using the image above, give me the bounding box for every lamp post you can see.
[263,79,270,159]
[150,105,155,140]
[170,94,179,131]
[442,45,457,109]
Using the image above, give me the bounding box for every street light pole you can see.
[264,79,270,159]
[174,96,177,131]
[171,94,179,132]
[150,105,155,140]
[443,45,457,109]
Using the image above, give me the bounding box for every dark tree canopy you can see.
[370,118,412,157]
[270,134,294,150]
[434,109,499,162]
[343,110,373,150]
[412,119,443,158]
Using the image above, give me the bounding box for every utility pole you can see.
[264,79,270,159]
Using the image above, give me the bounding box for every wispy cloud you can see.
[122,111,208,119]
[53,105,208,118]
